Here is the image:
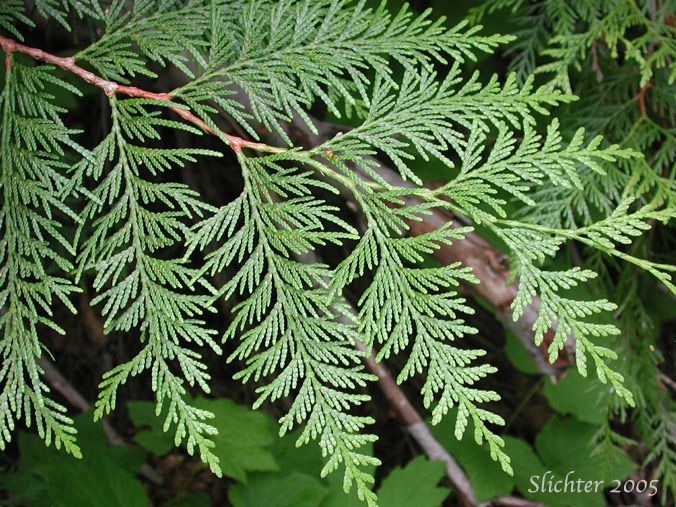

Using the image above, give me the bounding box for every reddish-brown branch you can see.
[0,35,282,154]
[2,31,572,507]
[658,372,676,391]
[170,105,282,152]
[170,106,216,134]
[590,41,604,82]
[637,80,652,117]
[0,35,166,98]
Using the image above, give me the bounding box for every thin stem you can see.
[0,35,284,154]
[0,35,400,204]
[0,35,167,97]
[495,218,676,289]
[502,377,544,433]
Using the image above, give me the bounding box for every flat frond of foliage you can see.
[1,0,674,504]
[0,59,82,457]
[71,97,223,474]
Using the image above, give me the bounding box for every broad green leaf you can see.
[128,401,176,456]
[129,398,278,481]
[376,456,450,507]
[0,437,51,507]
[37,458,148,507]
[503,331,540,375]
[228,471,328,507]
[1,415,148,507]
[193,397,279,481]
[321,471,370,507]
[224,428,376,507]
[503,436,582,506]
[534,417,636,506]
[74,413,146,471]
[543,371,607,424]
[265,428,325,477]
[431,419,515,501]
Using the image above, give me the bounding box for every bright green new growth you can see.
[0,1,674,505]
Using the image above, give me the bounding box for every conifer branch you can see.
[3,1,672,503]
[1,49,83,458]
[296,245,479,506]
[0,35,169,97]
[260,114,568,376]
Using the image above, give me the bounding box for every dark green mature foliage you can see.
[0,1,673,505]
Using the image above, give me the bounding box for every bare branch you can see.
[354,340,478,507]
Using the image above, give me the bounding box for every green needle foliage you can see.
[188,152,379,501]
[71,97,223,474]
[0,0,674,505]
[0,59,83,457]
